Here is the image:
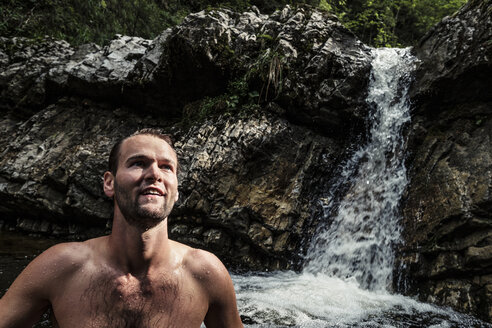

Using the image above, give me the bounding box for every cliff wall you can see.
[400,0,492,321]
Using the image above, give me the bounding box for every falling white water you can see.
[303,47,415,291]
[231,48,492,327]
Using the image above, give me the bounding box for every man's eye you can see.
[131,161,144,167]
[160,164,172,171]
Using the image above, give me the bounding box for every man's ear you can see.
[103,171,115,198]
[174,190,179,203]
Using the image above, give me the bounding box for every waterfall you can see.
[232,48,490,327]
[303,47,416,291]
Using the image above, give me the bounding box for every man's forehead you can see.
[119,134,176,161]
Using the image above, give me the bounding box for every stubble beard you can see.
[114,181,173,231]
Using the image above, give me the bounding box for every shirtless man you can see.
[0,129,244,328]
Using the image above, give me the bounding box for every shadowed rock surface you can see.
[399,0,492,321]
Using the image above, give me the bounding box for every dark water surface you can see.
[0,231,61,327]
[0,231,61,295]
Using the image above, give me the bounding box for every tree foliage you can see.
[0,0,468,47]
[323,0,468,47]
[0,0,186,45]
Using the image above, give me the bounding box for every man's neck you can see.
[108,213,172,275]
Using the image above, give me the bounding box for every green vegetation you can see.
[181,32,288,127]
[181,78,261,128]
[322,0,468,47]
[0,0,186,45]
[0,0,468,47]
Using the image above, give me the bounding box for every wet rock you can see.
[0,98,153,238]
[410,0,492,109]
[0,35,152,117]
[400,0,492,321]
[171,112,343,269]
[0,37,74,115]
[401,82,492,322]
[62,35,151,100]
[466,246,492,264]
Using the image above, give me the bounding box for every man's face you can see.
[107,134,179,230]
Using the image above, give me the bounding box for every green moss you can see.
[257,34,274,41]
[318,0,332,12]
[180,77,261,128]
[210,33,236,64]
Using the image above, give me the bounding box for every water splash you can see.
[303,47,415,291]
[233,270,488,327]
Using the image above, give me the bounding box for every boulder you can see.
[173,112,342,269]
[0,96,344,270]
[125,5,373,134]
[0,37,73,115]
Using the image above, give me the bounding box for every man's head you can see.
[108,128,178,175]
[103,129,179,230]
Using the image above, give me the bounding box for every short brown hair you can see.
[108,128,177,175]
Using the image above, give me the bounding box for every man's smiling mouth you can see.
[141,187,165,196]
[142,190,162,196]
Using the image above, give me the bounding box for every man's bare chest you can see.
[52,271,207,328]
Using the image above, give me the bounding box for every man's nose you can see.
[144,162,162,182]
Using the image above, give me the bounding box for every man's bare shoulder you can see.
[170,241,235,298]
[0,236,107,309]
[42,237,101,258]
[28,236,107,277]
[170,242,243,327]
[171,241,227,278]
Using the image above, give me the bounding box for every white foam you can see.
[233,271,485,327]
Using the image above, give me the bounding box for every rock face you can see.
[174,114,342,269]
[0,6,370,270]
[409,0,491,108]
[399,0,492,322]
[125,6,372,131]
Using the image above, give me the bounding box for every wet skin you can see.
[0,134,243,328]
